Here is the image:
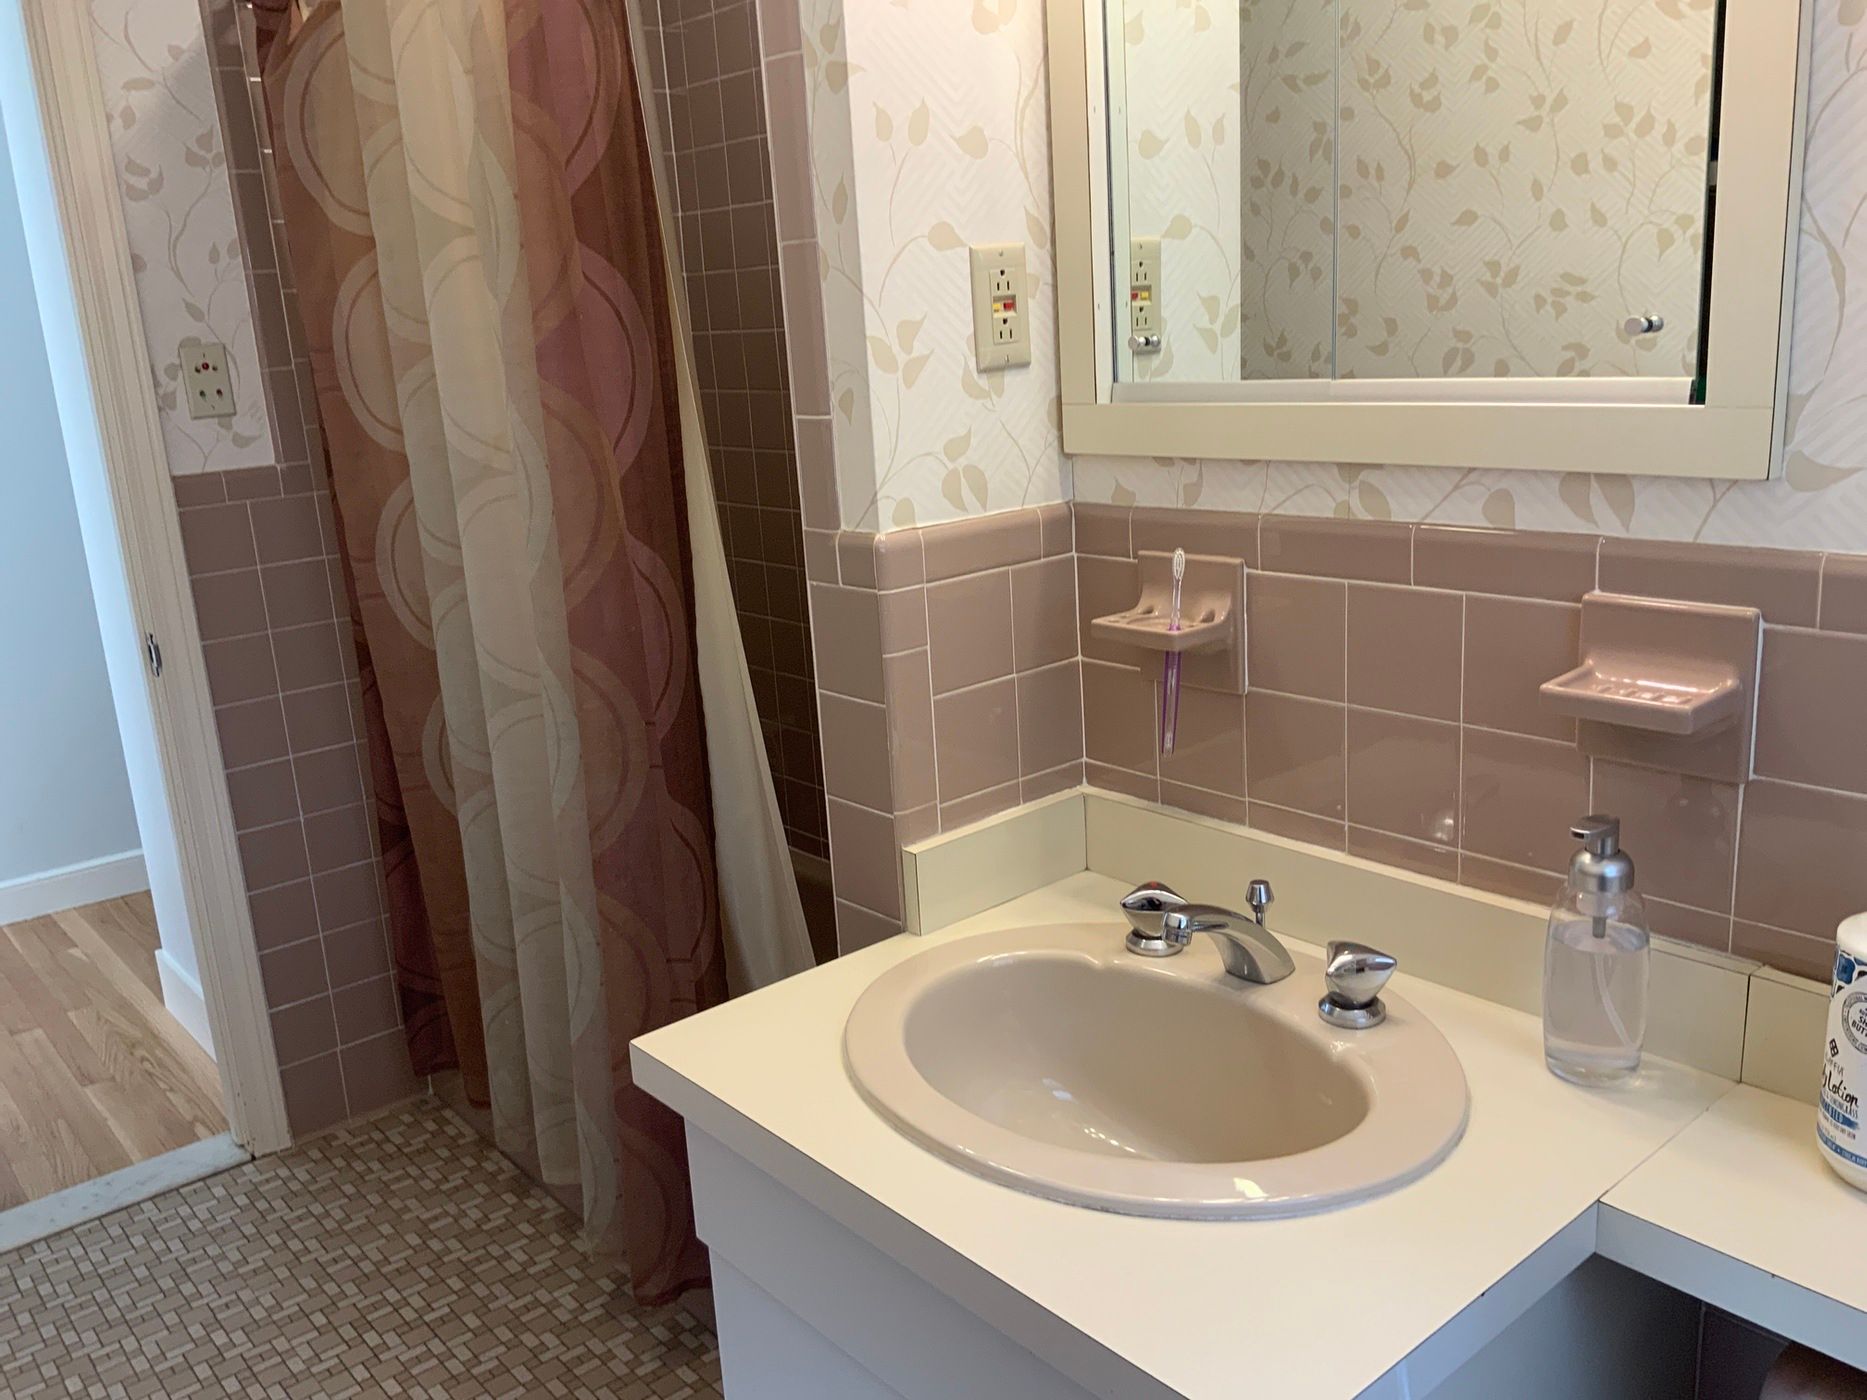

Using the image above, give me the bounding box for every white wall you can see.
[0,99,142,911]
[0,11,206,1058]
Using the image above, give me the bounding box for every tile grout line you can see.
[237,499,354,1118]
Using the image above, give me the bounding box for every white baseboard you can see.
[0,850,147,924]
[156,947,215,1060]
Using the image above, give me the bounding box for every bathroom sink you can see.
[843,925,1469,1219]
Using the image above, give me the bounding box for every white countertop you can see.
[1601,1085,1867,1370]
[634,872,1778,1398]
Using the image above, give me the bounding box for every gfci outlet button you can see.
[180,337,237,420]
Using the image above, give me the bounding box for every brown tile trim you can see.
[1131,507,1259,567]
[1085,760,1159,804]
[827,505,1057,590]
[1160,780,1247,826]
[834,531,876,588]
[1646,898,1734,955]
[1037,502,1074,557]
[1248,801,1346,851]
[1414,524,1598,601]
[919,510,1045,581]
[1073,502,1133,558]
[939,780,1023,832]
[1598,537,1822,626]
[1820,552,1867,636]
[1259,515,1412,584]
[1731,918,1837,982]
[1347,825,1458,881]
[1023,759,1086,803]
[1459,852,1563,905]
[874,530,926,588]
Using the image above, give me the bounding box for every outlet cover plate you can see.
[1129,236,1162,349]
[969,242,1031,372]
[180,338,236,420]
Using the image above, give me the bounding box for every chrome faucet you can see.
[1120,880,1295,985]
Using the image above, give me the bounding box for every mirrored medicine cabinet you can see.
[1047,0,1811,480]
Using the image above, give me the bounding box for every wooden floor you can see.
[0,894,226,1212]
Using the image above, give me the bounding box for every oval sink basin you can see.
[844,925,1469,1219]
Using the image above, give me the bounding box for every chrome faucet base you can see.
[1125,928,1184,958]
[1317,941,1397,1030]
[1120,881,1190,957]
[1319,994,1387,1030]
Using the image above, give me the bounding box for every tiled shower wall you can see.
[1076,505,1867,984]
[639,0,828,862]
[161,0,415,1137]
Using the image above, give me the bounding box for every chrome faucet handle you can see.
[1121,881,1188,958]
[1318,941,1397,1030]
[1246,879,1274,925]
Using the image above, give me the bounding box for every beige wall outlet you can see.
[969,242,1031,371]
[1129,236,1162,352]
[179,337,236,420]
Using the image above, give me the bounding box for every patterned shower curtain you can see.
[255,0,723,1302]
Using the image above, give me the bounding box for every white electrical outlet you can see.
[1129,237,1162,352]
[180,338,236,420]
[969,243,1031,371]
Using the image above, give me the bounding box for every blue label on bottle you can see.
[1819,1122,1867,1170]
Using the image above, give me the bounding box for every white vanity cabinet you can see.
[633,871,1867,1400]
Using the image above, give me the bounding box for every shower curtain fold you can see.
[254,0,803,1303]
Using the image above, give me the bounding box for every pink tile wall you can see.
[174,467,415,1139]
[1078,504,1867,982]
[176,0,415,1137]
[640,0,827,861]
[807,506,1082,952]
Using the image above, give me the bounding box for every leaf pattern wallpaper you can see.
[797,0,1068,531]
[1333,0,1711,380]
[88,0,275,474]
[1235,0,1334,379]
[86,0,1867,550]
[1120,0,1245,381]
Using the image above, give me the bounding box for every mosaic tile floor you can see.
[0,1100,723,1398]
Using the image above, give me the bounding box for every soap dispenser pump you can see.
[1543,815,1650,1085]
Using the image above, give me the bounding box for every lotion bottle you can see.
[1818,912,1867,1192]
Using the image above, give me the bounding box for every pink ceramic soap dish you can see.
[1539,591,1760,781]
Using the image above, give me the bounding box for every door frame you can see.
[4,0,291,1153]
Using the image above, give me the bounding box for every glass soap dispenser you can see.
[1543,815,1650,1085]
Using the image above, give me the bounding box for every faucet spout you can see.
[1160,903,1296,985]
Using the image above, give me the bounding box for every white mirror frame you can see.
[1048,0,1813,481]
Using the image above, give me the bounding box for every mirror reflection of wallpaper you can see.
[1333,0,1713,380]
[1237,0,1333,379]
[1121,0,1242,381]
